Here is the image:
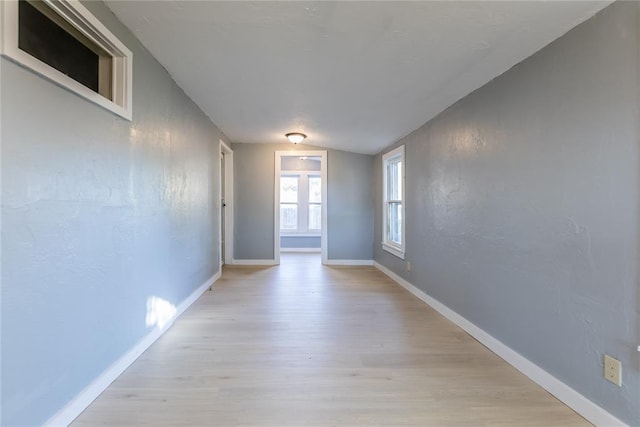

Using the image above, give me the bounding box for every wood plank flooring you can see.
[73,253,589,426]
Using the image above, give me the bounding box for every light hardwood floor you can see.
[73,253,589,426]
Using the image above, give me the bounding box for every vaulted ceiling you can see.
[106,1,611,154]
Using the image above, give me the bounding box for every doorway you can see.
[274,150,327,265]
[219,140,234,266]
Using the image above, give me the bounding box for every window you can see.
[308,176,322,230]
[280,176,299,231]
[1,0,133,120]
[280,172,321,234]
[382,145,405,259]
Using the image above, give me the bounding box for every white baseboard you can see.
[373,262,627,427]
[45,269,222,427]
[231,259,278,266]
[325,259,374,266]
[280,248,321,253]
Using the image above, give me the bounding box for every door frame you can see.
[274,150,328,264]
[219,139,234,265]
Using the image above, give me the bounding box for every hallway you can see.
[73,254,588,426]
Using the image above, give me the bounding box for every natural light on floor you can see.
[145,296,177,329]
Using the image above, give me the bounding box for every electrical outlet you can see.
[406,261,411,271]
[604,354,622,386]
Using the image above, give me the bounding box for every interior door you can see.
[221,151,225,265]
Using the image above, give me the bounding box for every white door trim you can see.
[275,150,328,265]
[219,140,234,265]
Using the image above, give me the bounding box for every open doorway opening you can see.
[275,151,327,265]
[219,140,234,266]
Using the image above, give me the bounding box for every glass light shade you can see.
[286,132,306,144]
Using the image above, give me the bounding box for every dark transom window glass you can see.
[18,0,112,97]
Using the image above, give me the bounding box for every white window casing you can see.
[1,0,133,120]
[280,171,321,236]
[382,145,405,259]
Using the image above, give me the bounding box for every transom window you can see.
[382,145,405,259]
[280,172,321,234]
[1,0,133,119]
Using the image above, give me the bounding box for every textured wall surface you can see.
[233,143,373,261]
[0,2,224,425]
[327,149,374,261]
[374,3,639,424]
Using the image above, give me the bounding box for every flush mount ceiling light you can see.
[286,132,306,144]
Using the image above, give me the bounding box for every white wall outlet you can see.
[406,261,411,271]
[604,354,622,386]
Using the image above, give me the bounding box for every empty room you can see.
[1,0,638,426]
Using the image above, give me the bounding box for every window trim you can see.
[279,171,321,235]
[279,174,300,232]
[1,0,133,120]
[307,173,322,232]
[382,145,405,259]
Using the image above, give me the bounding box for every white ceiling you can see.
[106,1,611,155]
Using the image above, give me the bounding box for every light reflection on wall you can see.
[145,296,177,329]
[431,126,488,230]
[448,126,488,156]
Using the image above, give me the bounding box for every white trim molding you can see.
[275,150,328,265]
[1,0,133,120]
[325,259,374,266]
[44,270,222,427]
[280,248,321,253]
[381,242,405,260]
[373,262,627,427]
[231,259,279,266]
[219,139,234,265]
[381,145,405,260]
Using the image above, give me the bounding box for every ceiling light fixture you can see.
[286,132,306,144]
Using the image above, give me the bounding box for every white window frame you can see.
[307,175,322,232]
[279,171,321,235]
[1,0,133,120]
[382,145,405,259]
[279,174,301,233]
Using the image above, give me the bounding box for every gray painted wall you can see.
[281,236,321,249]
[374,2,639,424]
[0,2,224,425]
[233,143,374,261]
[327,149,375,261]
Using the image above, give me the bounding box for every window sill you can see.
[281,233,321,237]
[382,242,405,260]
